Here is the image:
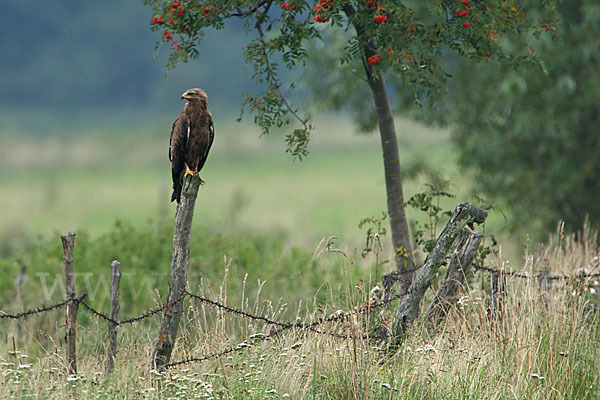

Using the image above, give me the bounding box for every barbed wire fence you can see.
[2,242,599,375]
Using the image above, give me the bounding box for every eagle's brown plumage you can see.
[169,88,214,203]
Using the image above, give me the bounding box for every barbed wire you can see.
[4,262,599,370]
[0,297,72,319]
[185,291,355,340]
[162,304,372,370]
[80,291,189,326]
[5,263,597,326]
[163,346,238,369]
[75,290,352,339]
[473,264,600,280]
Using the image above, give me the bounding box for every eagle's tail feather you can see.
[171,182,182,203]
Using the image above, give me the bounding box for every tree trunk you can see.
[367,72,415,278]
[342,4,415,279]
[149,174,202,370]
[390,203,487,347]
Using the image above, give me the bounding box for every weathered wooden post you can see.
[425,229,483,329]
[490,268,506,321]
[539,266,552,310]
[389,203,487,347]
[61,232,78,376]
[105,260,122,375]
[149,175,202,369]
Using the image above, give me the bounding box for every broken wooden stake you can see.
[389,203,488,347]
[425,229,483,329]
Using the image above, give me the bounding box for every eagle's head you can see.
[181,88,208,107]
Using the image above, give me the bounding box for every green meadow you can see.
[0,115,487,250]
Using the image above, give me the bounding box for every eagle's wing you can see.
[170,112,190,202]
[196,111,214,172]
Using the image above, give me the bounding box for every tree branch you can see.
[252,1,310,131]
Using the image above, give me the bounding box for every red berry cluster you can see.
[486,29,498,39]
[282,1,297,11]
[151,1,191,49]
[456,0,471,27]
[366,0,387,24]
[367,54,382,65]
[313,0,333,23]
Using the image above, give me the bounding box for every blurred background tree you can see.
[414,0,600,237]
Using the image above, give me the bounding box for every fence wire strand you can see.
[0,298,72,319]
[4,263,599,370]
[473,264,600,280]
[80,291,189,326]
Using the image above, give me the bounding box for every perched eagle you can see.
[169,88,214,203]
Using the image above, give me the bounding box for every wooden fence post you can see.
[490,268,506,321]
[424,229,483,329]
[539,266,552,310]
[149,174,202,369]
[105,260,122,375]
[389,203,488,347]
[61,232,78,376]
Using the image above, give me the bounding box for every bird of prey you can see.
[169,88,214,203]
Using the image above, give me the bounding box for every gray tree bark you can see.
[424,229,483,329]
[149,174,202,370]
[342,4,416,283]
[390,203,487,346]
[368,72,416,277]
[105,260,122,375]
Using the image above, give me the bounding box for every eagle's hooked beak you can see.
[181,91,192,100]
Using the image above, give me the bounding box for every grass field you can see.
[1,226,598,399]
[1,115,599,399]
[0,114,507,253]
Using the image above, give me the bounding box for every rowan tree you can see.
[143,0,558,281]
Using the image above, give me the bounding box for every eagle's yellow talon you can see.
[184,169,196,178]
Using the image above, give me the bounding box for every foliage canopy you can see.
[143,0,559,157]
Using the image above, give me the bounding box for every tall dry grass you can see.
[1,226,598,399]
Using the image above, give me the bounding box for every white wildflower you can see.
[415,344,438,353]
